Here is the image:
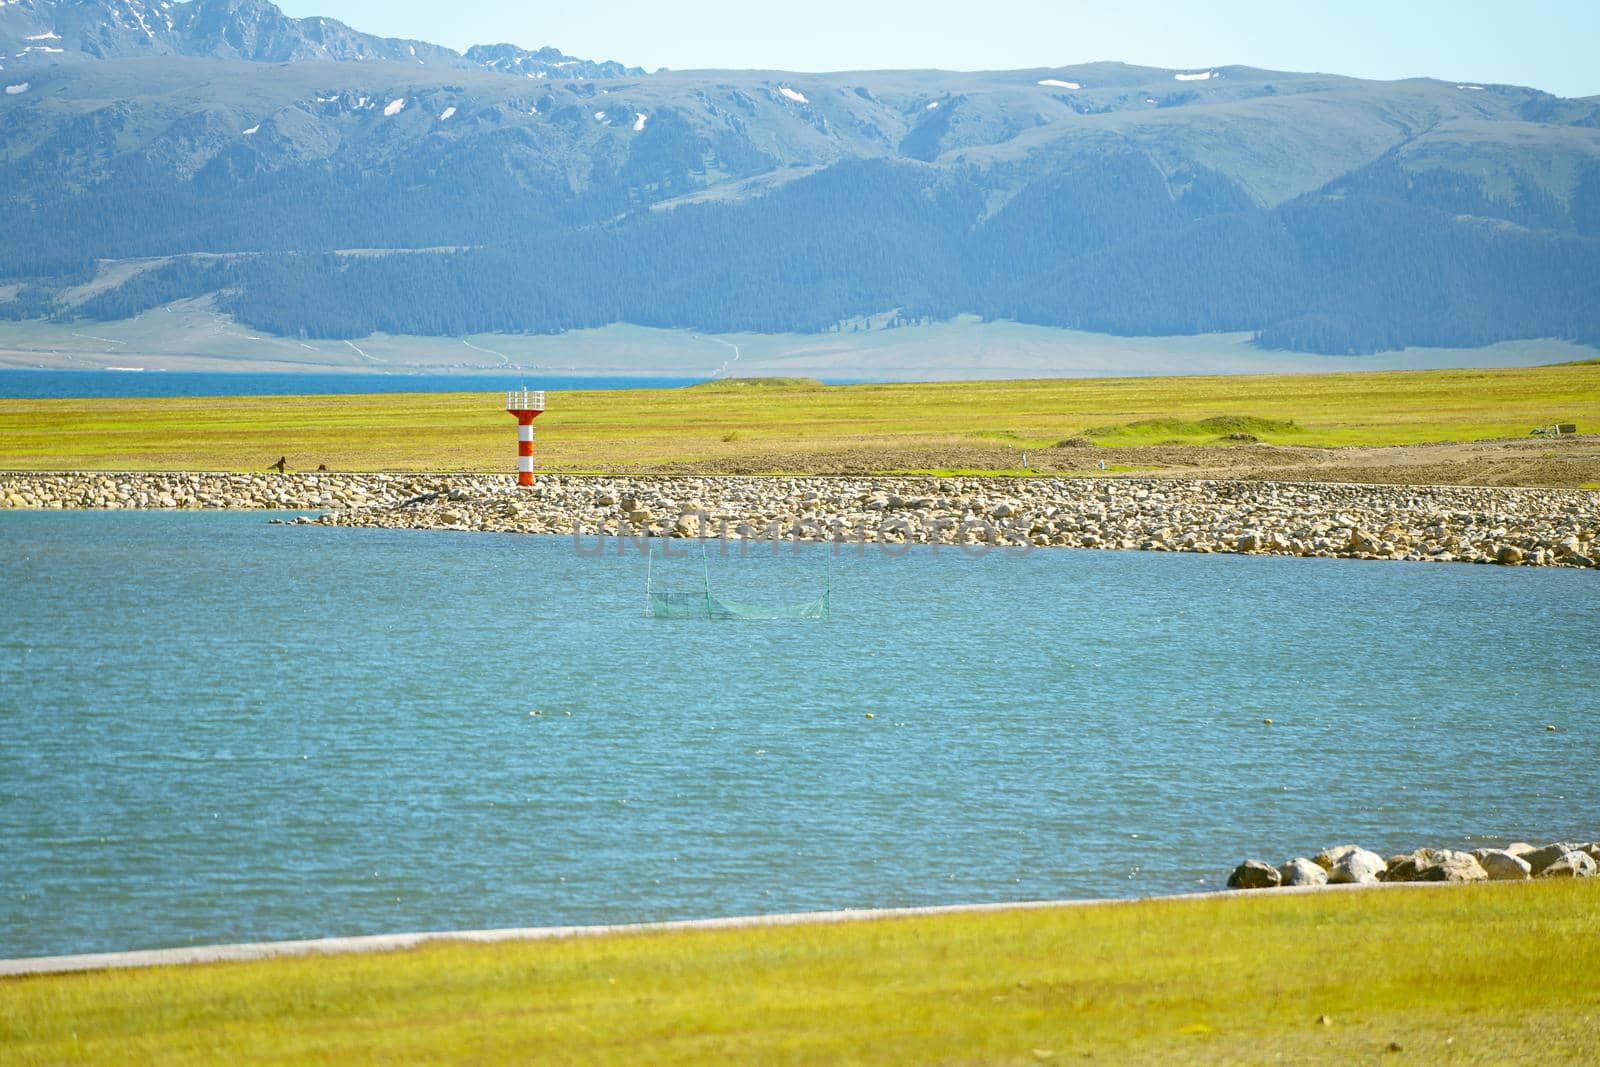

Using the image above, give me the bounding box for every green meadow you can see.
[3,882,1596,1064]
[0,363,1595,473]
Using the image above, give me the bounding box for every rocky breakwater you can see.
[0,471,496,512]
[317,476,1600,566]
[2,472,1598,568]
[1227,840,1600,889]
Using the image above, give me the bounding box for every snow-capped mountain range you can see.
[2,0,1597,355]
[0,0,640,78]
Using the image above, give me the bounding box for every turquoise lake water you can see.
[2,511,1596,958]
[0,370,704,399]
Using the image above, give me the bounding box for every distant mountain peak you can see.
[464,42,644,80]
[0,0,639,77]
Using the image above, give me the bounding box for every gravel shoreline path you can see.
[3,471,1596,567]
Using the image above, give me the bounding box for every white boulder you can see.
[1328,848,1387,885]
[1536,851,1597,878]
[1278,858,1329,887]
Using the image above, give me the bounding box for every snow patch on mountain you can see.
[439,106,456,120]
[383,97,405,116]
[633,112,647,131]
[5,82,29,94]
[778,86,808,104]
[1037,79,1081,90]
[126,2,154,39]
[1174,71,1214,81]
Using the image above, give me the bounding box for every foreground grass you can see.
[3,882,1598,1064]
[0,363,1596,472]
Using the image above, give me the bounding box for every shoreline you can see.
[3,470,1596,568]
[0,882,1458,978]
[10,837,1590,976]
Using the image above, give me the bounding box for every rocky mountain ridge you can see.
[0,0,640,77]
[2,0,1598,356]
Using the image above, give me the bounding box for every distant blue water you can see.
[0,369,704,399]
[1,511,1596,959]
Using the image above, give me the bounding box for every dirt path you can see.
[1140,436,1600,488]
[644,435,1600,488]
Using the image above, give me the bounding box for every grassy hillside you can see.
[3,882,1597,1064]
[0,363,1596,473]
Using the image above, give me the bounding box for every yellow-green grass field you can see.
[1,363,1596,473]
[3,882,1597,1064]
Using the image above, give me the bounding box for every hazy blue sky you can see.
[277,0,1599,97]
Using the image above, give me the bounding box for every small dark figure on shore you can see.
[269,456,287,473]
[316,463,328,471]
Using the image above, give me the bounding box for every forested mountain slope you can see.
[4,0,1598,355]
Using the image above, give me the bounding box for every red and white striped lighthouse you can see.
[505,387,546,487]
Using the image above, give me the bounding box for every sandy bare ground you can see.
[1103,435,1600,488]
[655,435,1600,489]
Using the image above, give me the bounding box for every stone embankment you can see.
[1227,840,1600,889]
[2,471,1597,567]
